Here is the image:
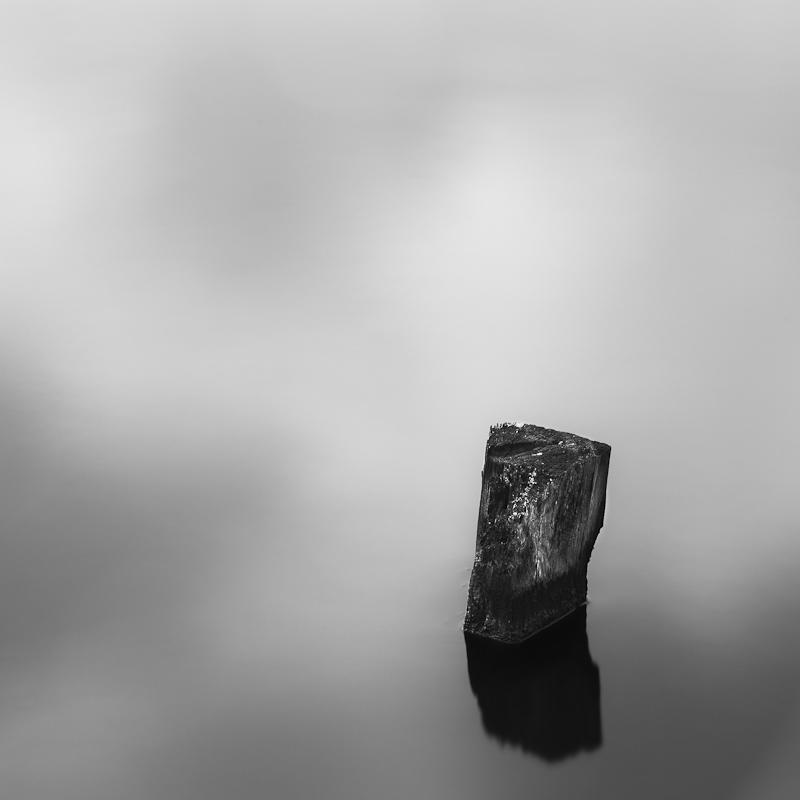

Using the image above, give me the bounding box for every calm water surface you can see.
[3,414,800,800]
[5,3,800,796]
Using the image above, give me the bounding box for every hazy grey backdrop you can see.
[1,2,799,798]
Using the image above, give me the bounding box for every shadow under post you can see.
[464,604,602,762]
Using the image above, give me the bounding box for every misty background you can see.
[1,2,799,798]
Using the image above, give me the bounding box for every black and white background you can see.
[1,2,799,798]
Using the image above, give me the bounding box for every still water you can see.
[3,415,800,800]
[4,1,800,796]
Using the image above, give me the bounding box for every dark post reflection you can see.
[465,605,601,762]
